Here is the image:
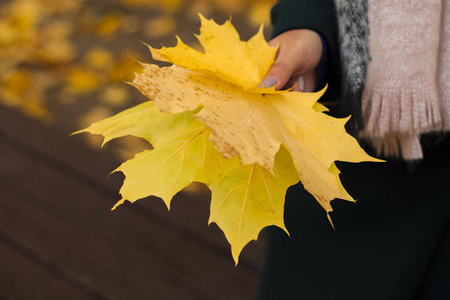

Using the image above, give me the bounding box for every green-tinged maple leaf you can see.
[112,122,208,209]
[77,101,216,208]
[74,101,166,146]
[78,101,299,264]
[76,15,383,263]
[75,101,202,150]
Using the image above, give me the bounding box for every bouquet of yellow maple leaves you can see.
[77,15,380,264]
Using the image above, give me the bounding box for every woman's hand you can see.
[259,29,323,92]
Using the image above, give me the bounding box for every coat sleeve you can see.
[270,0,342,105]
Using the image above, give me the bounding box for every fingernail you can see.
[298,76,305,92]
[258,76,278,88]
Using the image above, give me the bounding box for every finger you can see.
[290,70,317,92]
[291,76,305,92]
[259,36,299,89]
[302,70,317,92]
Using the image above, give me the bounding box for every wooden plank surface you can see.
[0,232,99,300]
[0,104,265,299]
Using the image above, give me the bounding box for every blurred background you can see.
[0,0,274,160]
[0,0,276,299]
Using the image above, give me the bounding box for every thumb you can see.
[258,29,322,91]
[258,37,299,90]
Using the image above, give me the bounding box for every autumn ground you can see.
[0,0,275,298]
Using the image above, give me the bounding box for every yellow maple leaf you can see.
[133,15,382,214]
[77,15,382,264]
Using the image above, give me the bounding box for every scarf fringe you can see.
[368,133,423,160]
[360,80,443,160]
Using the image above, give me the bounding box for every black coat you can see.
[257,1,450,299]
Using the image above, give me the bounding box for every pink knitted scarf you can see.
[359,0,450,160]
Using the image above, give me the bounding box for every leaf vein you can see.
[236,164,255,246]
